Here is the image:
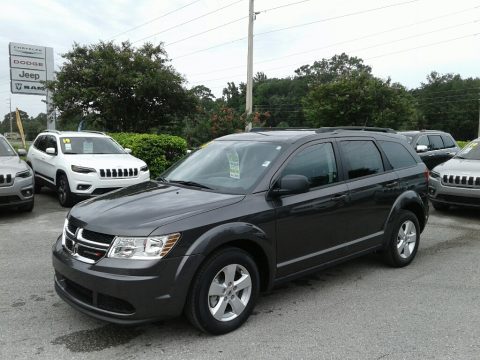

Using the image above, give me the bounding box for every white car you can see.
[27,130,150,206]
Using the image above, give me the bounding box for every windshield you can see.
[60,137,125,154]
[0,138,16,157]
[163,140,285,194]
[455,140,480,160]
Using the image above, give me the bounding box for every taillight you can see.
[424,168,429,182]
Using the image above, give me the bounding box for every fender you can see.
[383,190,427,246]
[184,222,275,290]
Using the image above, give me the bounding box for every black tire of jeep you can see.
[57,174,74,207]
[383,210,420,268]
[185,248,260,335]
[431,200,450,211]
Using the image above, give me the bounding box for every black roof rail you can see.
[42,129,62,134]
[316,126,396,134]
[250,127,317,132]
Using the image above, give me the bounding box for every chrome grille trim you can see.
[442,174,480,188]
[99,168,138,179]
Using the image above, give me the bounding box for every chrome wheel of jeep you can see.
[208,264,252,322]
[397,220,417,259]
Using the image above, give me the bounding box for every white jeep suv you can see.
[27,130,150,206]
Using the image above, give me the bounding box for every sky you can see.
[0,0,478,119]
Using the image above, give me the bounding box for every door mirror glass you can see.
[271,174,309,196]
[46,147,56,155]
[416,145,428,153]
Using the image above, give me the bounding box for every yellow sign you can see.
[15,108,26,149]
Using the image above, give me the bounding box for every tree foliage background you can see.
[3,44,478,144]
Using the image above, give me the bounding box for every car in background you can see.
[0,134,34,212]
[399,130,460,170]
[27,130,150,207]
[428,138,480,210]
[53,128,429,334]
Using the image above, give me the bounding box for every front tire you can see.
[57,174,74,207]
[185,248,260,335]
[383,210,420,267]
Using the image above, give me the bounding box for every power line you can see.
[173,0,422,60]
[190,20,477,83]
[166,0,314,47]
[132,0,245,44]
[190,32,479,86]
[188,5,479,76]
[107,0,203,40]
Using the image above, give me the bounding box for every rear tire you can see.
[185,248,260,335]
[383,210,420,267]
[57,174,74,207]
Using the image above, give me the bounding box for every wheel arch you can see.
[183,222,275,292]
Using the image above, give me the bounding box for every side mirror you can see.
[17,148,27,156]
[124,148,132,154]
[270,174,310,197]
[416,145,428,153]
[46,147,56,155]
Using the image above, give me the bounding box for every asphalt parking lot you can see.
[0,193,479,360]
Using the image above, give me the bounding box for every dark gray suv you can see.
[399,130,460,170]
[53,128,429,334]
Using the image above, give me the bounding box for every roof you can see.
[39,130,107,138]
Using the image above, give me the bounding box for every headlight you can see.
[107,233,181,260]
[140,165,149,172]
[16,169,32,178]
[430,171,440,179]
[71,165,96,173]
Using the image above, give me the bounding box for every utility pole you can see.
[8,97,13,133]
[245,0,254,131]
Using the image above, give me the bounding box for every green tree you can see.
[47,41,195,132]
[1,110,29,136]
[412,72,480,140]
[303,71,416,129]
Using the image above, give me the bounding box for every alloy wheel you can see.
[397,220,417,259]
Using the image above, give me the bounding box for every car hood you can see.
[0,156,29,173]
[69,181,244,236]
[434,158,480,175]
[64,154,145,169]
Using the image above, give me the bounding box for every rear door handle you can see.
[331,194,347,201]
[385,181,398,188]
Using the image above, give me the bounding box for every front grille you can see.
[58,273,135,314]
[82,229,115,244]
[0,174,13,187]
[442,174,480,188]
[64,229,111,262]
[99,168,138,179]
[0,195,21,204]
[436,194,480,206]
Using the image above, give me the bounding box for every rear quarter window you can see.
[379,141,417,169]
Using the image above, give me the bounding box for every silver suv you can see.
[0,134,34,212]
[429,138,480,210]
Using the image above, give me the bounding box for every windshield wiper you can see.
[168,180,212,190]
[156,176,169,182]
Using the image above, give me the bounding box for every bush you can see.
[456,140,470,149]
[110,133,187,177]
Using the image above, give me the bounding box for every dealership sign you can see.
[9,42,53,95]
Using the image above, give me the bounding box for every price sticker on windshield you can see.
[63,138,71,144]
[226,151,240,179]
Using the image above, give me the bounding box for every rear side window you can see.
[282,143,338,187]
[428,135,444,150]
[34,136,47,152]
[340,140,384,180]
[441,135,456,148]
[379,141,417,169]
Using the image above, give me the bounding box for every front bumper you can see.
[429,176,480,207]
[69,171,150,197]
[52,236,204,324]
[0,175,34,208]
